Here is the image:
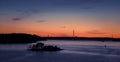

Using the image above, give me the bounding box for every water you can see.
[0,40,120,62]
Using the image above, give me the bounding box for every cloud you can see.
[79,0,103,10]
[80,0,98,2]
[16,9,39,15]
[80,5,95,9]
[36,20,46,23]
[12,18,22,21]
[60,26,66,28]
[12,9,40,21]
[86,30,106,34]
[11,9,40,21]
[31,10,39,14]
[51,0,102,7]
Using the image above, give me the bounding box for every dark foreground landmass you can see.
[0,33,46,44]
[0,33,120,44]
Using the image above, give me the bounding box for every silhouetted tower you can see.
[111,34,114,41]
[48,34,49,37]
[112,34,114,38]
[73,30,75,37]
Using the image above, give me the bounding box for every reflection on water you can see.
[42,40,120,57]
[60,50,120,57]
[0,40,120,62]
[0,44,28,50]
[0,40,120,50]
[41,40,120,47]
[0,40,120,56]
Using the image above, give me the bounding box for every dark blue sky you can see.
[1,0,120,16]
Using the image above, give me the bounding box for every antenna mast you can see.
[73,29,75,37]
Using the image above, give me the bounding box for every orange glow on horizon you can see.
[0,17,120,38]
[0,30,120,38]
[1,30,118,38]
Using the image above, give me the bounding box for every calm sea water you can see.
[0,40,120,50]
[0,40,120,62]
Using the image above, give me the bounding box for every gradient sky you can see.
[0,0,120,37]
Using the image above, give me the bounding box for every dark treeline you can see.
[0,33,120,44]
[0,33,46,44]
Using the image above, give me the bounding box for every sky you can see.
[0,0,120,37]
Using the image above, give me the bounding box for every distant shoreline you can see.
[44,37,120,42]
[0,33,120,44]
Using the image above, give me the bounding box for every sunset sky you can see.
[0,0,120,37]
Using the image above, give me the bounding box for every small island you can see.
[0,33,63,51]
[28,42,63,51]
